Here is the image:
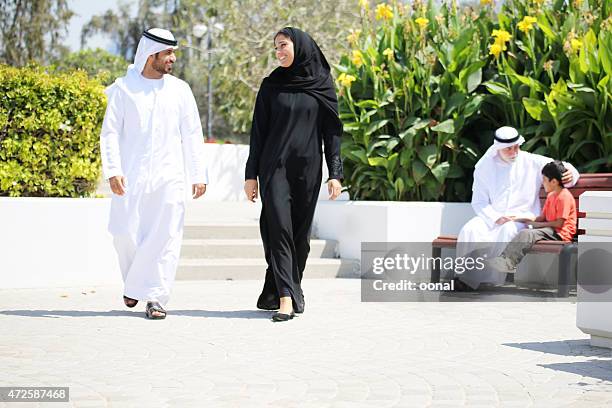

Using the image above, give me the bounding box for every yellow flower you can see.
[375,3,393,20]
[382,48,394,61]
[346,30,361,45]
[517,16,537,33]
[492,29,512,44]
[338,73,357,87]
[573,0,583,7]
[415,17,429,30]
[571,38,582,52]
[359,0,369,11]
[480,0,493,6]
[489,42,503,58]
[351,50,365,67]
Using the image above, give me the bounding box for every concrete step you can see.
[176,258,360,280]
[181,239,338,259]
[183,223,261,239]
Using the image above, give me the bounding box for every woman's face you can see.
[274,34,294,68]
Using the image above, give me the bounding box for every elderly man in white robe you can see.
[454,126,579,290]
[100,28,208,319]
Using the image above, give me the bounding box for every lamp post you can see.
[192,19,224,141]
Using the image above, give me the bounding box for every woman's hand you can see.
[328,179,342,200]
[244,179,259,202]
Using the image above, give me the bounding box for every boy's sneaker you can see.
[487,256,517,274]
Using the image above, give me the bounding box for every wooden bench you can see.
[431,173,612,297]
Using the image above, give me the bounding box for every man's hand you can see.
[109,175,127,196]
[495,216,515,225]
[328,179,342,200]
[192,183,206,199]
[513,216,536,224]
[244,179,258,202]
[562,169,573,185]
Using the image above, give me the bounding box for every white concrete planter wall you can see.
[1,197,474,288]
[313,201,474,260]
[576,191,612,349]
[0,197,119,289]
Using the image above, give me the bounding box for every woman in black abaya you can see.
[244,27,343,322]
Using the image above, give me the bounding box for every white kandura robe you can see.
[456,151,579,289]
[100,70,207,307]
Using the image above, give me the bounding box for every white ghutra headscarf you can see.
[475,126,526,169]
[128,28,179,75]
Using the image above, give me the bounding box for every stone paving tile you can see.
[1,279,611,407]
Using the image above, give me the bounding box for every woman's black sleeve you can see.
[245,88,268,180]
[322,111,344,181]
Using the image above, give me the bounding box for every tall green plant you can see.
[337,0,489,201]
[481,0,612,170]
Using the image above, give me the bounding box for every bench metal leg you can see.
[431,246,441,283]
[557,243,577,297]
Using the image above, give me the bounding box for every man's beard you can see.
[152,59,172,75]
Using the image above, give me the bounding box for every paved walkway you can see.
[1,279,611,407]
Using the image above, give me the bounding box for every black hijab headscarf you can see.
[261,27,343,136]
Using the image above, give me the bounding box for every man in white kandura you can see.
[454,126,579,290]
[100,28,208,319]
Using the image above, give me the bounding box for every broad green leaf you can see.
[536,14,556,41]
[597,75,610,93]
[467,68,482,93]
[386,138,400,152]
[462,95,484,117]
[367,157,387,168]
[387,152,399,172]
[394,177,405,198]
[417,145,438,168]
[348,148,368,165]
[399,148,413,168]
[431,119,455,134]
[355,100,380,109]
[458,60,486,93]
[484,82,511,98]
[411,118,431,130]
[579,30,600,75]
[365,119,390,135]
[411,160,429,183]
[569,58,585,83]
[431,162,450,183]
[599,32,612,76]
[522,97,546,120]
[343,122,360,132]
[512,72,546,93]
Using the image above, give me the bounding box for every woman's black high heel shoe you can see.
[272,311,295,322]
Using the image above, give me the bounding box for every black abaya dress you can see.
[245,86,343,313]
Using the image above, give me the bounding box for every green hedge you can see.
[0,64,106,197]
